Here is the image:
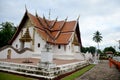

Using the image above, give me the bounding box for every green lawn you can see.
[0,72,35,80]
[62,64,95,80]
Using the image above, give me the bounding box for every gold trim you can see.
[19,28,32,42]
[72,33,79,45]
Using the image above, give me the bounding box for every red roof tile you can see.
[55,32,73,44]
[61,21,76,32]
[51,21,65,31]
[9,11,82,46]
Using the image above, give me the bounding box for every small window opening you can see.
[16,44,18,48]
[58,45,61,49]
[38,43,40,48]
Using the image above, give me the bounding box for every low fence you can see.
[109,57,120,71]
[0,61,89,79]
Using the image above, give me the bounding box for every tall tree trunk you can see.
[97,42,99,53]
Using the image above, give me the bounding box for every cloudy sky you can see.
[0,0,120,51]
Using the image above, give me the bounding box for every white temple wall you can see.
[73,46,80,53]
[0,47,32,59]
[52,39,78,55]
[52,45,65,54]
[0,48,8,59]
[12,33,21,50]
[66,44,72,54]
[11,51,32,59]
[34,31,46,52]
[52,44,73,55]
[32,31,46,58]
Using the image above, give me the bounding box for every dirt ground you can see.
[75,60,120,80]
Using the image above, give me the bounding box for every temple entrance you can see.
[7,49,11,59]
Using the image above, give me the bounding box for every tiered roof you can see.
[9,11,82,46]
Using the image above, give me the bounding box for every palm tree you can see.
[93,30,103,52]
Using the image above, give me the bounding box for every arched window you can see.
[38,43,40,48]
[7,49,11,59]
[16,44,18,48]
[58,45,61,49]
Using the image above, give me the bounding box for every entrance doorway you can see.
[7,49,11,59]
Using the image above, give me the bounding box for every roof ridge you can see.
[37,17,51,31]
[54,17,68,40]
[43,15,51,29]
[36,16,54,41]
[50,16,58,29]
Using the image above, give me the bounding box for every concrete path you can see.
[75,60,120,80]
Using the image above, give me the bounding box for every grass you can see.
[0,72,35,80]
[61,64,95,80]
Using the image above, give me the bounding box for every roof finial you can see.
[65,16,68,21]
[35,10,38,17]
[43,14,45,19]
[48,9,51,20]
[55,16,58,21]
[77,14,80,21]
[25,4,28,12]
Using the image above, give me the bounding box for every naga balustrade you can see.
[109,57,120,71]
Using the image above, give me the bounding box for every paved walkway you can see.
[75,60,120,80]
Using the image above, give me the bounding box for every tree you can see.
[88,46,96,54]
[81,46,96,55]
[103,46,116,54]
[97,49,102,54]
[81,47,89,53]
[81,47,87,53]
[0,22,16,47]
[93,30,103,52]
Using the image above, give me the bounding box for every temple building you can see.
[0,10,90,79]
[0,10,83,60]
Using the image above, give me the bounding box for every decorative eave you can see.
[75,21,82,47]
[54,17,68,40]
[50,16,58,29]
[72,34,79,46]
[8,10,28,44]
